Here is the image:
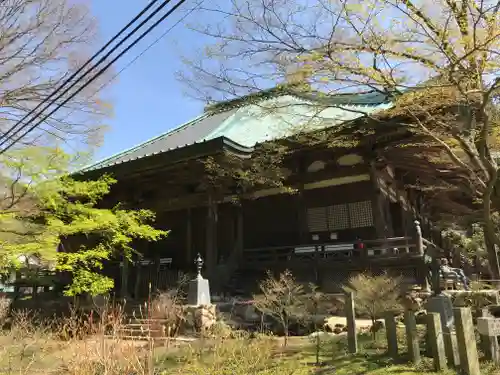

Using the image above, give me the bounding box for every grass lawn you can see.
[1,330,500,374]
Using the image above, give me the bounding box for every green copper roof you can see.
[80,90,392,173]
[204,94,392,147]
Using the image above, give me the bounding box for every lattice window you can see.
[307,200,374,232]
[348,200,374,228]
[328,204,350,230]
[307,206,328,232]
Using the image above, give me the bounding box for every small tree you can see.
[304,283,325,366]
[343,272,402,340]
[253,270,304,346]
[0,147,168,296]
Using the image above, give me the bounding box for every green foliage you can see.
[67,269,115,297]
[0,147,168,296]
[442,224,486,258]
[202,144,295,197]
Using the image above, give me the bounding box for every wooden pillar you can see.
[186,208,193,266]
[297,158,308,243]
[297,185,308,243]
[372,194,386,238]
[370,163,387,238]
[235,203,244,255]
[134,262,142,299]
[205,194,217,275]
[121,255,129,298]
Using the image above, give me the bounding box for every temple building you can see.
[76,86,447,298]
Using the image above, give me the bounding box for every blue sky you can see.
[91,0,208,161]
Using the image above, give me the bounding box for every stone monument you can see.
[425,255,454,330]
[184,254,216,332]
[426,294,454,330]
[424,250,458,366]
[187,253,211,306]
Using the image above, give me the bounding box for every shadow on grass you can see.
[312,352,436,375]
[275,333,436,375]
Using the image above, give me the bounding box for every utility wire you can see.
[0,0,181,152]
[45,0,203,150]
[0,0,189,155]
[0,0,161,144]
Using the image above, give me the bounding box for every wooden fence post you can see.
[426,312,447,371]
[384,311,398,358]
[454,308,480,375]
[404,310,421,364]
[345,291,357,354]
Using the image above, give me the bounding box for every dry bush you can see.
[60,338,151,375]
[343,272,402,340]
[0,309,59,374]
[253,270,305,346]
[149,276,189,338]
[0,298,161,375]
[149,290,185,337]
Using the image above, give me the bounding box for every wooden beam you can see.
[121,255,129,298]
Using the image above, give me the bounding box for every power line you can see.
[46,0,203,148]
[0,0,181,152]
[0,0,189,155]
[0,0,161,145]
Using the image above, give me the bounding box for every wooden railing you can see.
[242,236,422,266]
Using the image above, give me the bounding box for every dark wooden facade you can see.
[75,136,443,299]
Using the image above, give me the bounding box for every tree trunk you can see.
[283,315,289,346]
[482,164,500,281]
[483,224,500,281]
[483,175,500,280]
[371,317,377,341]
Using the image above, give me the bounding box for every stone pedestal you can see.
[187,274,211,306]
[183,304,217,332]
[426,294,454,330]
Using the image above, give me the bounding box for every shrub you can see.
[343,272,402,340]
[149,275,189,337]
[253,270,305,346]
[450,281,498,310]
[0,296,11,326]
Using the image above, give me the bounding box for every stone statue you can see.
[440,258,470,291]
[425,243,470,293]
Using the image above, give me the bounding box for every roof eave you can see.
[73,136,254,179]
